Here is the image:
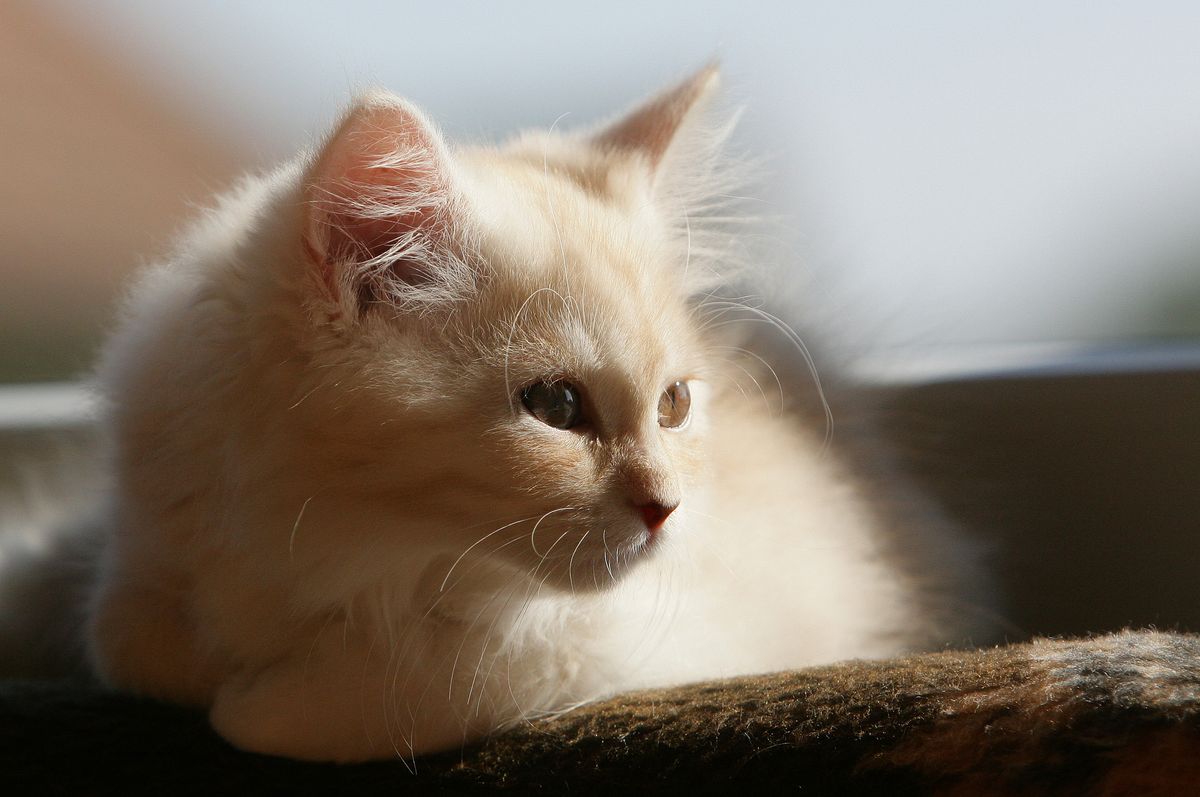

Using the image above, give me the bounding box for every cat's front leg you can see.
[88,574,219,706]
[208,624,481,762]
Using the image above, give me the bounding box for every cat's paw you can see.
[209,670,385,763]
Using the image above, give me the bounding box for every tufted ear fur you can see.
[592,64,721,175]
[591,64,741,295]
[302,92,470,311]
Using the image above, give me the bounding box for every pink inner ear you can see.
[303,96,452,302]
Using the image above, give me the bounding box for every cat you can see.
[0,66,989,762]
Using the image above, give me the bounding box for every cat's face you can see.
[289,71,720,592]
[446,164,710,590]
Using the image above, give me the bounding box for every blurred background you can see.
[0,1,1197,642]
[4,0,1200,381]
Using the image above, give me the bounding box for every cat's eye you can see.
[658,381,691,429]
[522,380,583,430]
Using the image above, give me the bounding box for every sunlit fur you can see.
[68,71,971,763]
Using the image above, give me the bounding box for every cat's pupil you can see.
[658,381,691,428]
[522,380,582,430]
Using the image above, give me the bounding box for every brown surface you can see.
[4,630,1200,794]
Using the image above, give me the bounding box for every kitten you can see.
[4,66,987,762]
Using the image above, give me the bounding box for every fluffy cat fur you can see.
[1,67,986,762]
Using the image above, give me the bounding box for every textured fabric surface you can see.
[4,630,1198,795]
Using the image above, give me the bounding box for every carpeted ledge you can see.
[5,630,1199,795]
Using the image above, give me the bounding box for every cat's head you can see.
[272,67,734,593]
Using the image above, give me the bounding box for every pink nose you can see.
[637,501,677,531]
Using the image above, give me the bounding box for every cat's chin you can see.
[525,530,659,595]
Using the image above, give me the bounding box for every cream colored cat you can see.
[8,67,985,762]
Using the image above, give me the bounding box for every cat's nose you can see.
[637,500,677,531]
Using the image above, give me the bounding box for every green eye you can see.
[658,380,691,428]
[521,380,583,430]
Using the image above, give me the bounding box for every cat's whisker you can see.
[589,546,601,591]
[467,574,538,714]
[301,609,341,691]
[419,534,530,624]
[529,506,575,558]
[463,546,560,711]
[476,582,540,716]
[693,293,770,332]
[644,550,675,657]
[286,384,324,411]
[445,587,514,715]
[442,565,529,713]
[538,527,574,566]
[708,349,773,415]
[698,300,834,449]
[438,513,544,593]
[675,504,732,528]
[287,494,317,558]
[602,529,620,586]
[711,344,786,415]
[453,524,573,703]
[692,290,757,322]
[357,628,382,758]
[672,507,738,579]
[709,370,752,401]
[567,529,590,594]
[402,532,534,707]
[378,670,413,769]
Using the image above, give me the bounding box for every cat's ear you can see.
[592,64,721,175]
[302,92,467,310]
